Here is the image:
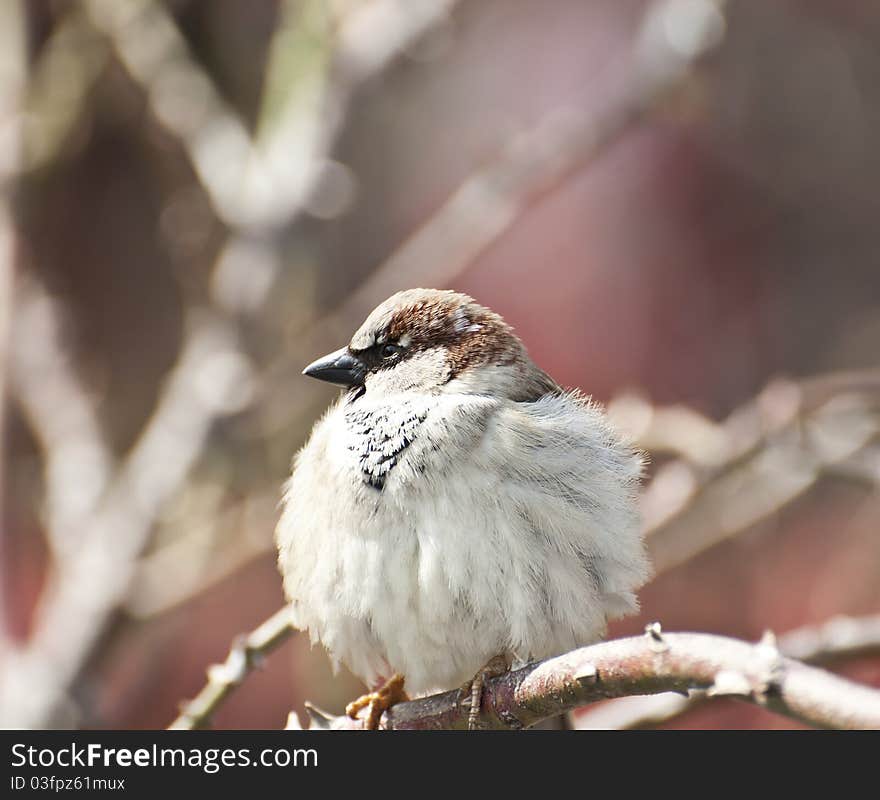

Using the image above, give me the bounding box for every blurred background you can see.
[1,0,879,730]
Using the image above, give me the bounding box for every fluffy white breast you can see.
[275,389,649,695]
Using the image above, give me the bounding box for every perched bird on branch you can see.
[275,289,650,728]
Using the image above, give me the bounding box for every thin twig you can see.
[169,607,295,730]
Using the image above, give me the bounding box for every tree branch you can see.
[291,625,880,730]
[576,614,880,729]
[168,607,295,730]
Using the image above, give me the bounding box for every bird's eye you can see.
[381,343,403,359]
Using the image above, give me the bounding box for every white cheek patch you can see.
[366,347,449,394]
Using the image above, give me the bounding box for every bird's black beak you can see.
[302,347,365,387]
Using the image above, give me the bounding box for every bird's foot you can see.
[459,654,512,730]
[346,674,409,730]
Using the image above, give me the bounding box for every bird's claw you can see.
[459,654,511,730]
[346,673,409,730]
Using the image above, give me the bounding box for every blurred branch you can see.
[608,394,732,466]
[576,614,880,729]
[0,310,253,727]
[780,613,880,665]
[9,279,114,557]
[822,445,880,487]
[290,624,880,730]
[0,0,26,657]
[86,0,458,233]
[641,370,880,573]
[169,606,294,730]
[124,490,277,620]
[84,0,261,230]
[22,7,109,174]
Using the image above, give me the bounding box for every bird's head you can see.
[302,289,558,400]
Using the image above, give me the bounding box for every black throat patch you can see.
[344,401,429,490]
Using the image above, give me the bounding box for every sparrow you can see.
[275,289,650,728]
